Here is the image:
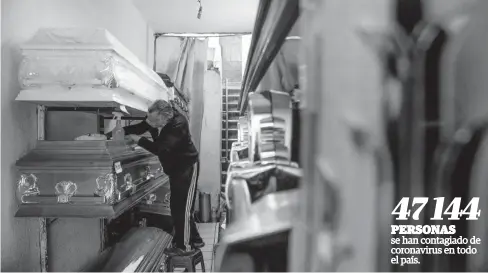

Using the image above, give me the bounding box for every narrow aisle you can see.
[196,223,219,272]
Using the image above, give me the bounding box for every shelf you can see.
[239,0,299,114]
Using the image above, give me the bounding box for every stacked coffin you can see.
[217,90,301,271]
[15,139,168,218]
[14,28,178,272]
[16,28,171,115]
[14,28,175,219]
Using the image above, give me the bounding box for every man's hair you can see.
[148,99,174,118]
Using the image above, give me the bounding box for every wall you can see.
[1,0,154,271]
[199,70,223,207]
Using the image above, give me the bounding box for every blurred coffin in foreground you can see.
[15,139,168,219]
[216,189,299,272]
[83,227,172,272]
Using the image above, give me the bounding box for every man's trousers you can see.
[169,162,202,251]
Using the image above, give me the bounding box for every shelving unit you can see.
[220,79,243,189]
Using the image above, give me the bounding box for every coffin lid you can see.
[16,140,157,172]
[16,28,170,116]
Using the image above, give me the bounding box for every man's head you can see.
[147,100,174,128]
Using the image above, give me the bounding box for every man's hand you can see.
[127,134,141,142]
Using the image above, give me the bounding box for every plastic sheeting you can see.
[16,28,170,113]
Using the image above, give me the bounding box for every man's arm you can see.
[106,120,151,139]
[137,122,186,155]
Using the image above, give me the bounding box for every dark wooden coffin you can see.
[83,227,172,272]
[15,140,168,219]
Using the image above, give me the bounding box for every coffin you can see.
[221,190,299,244]
[136,182,172,217]
[15,140,169,218]
[83,227,172,272]
[216,190,298,272]
[15,28,171,116]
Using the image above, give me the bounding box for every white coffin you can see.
[16,28,170,115]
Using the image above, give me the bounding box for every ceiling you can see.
[133,0,259,33]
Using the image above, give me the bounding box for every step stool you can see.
[165,249,205,272]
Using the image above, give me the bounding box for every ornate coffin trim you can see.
[17,174,40,203]
[55,181,78,204]
[115,165,164,201]
[123,173,135,194]
[95,173,117,204]
[15,174,170,219]
[144,193,157,205]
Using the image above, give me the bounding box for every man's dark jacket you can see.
[107,109,198,176]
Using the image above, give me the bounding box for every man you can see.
[107,99,204,254]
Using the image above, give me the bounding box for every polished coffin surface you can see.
[15,140,168,218]
[15,28,170,115]
[136,182,171,217]
[83,227,172,272]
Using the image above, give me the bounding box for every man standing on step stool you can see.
[106,96,204,255]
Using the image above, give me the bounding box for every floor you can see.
[196,222,219,272]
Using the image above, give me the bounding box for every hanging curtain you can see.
[219,36,243,82]
[154,36,208,151]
